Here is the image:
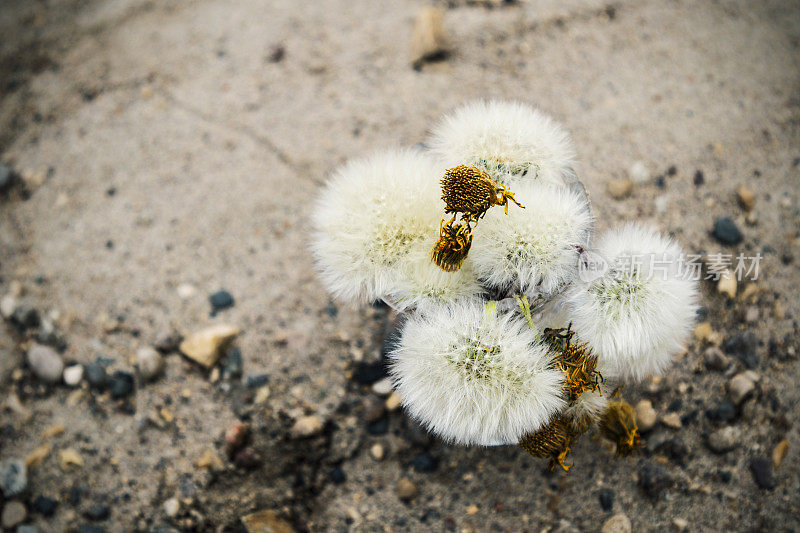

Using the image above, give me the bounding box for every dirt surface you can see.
[1,0,799,531]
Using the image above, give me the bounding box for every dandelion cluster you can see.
[312,100,698,469]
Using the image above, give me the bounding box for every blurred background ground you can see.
[0,0,799,531]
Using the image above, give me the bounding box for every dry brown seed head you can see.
[554,342,602,404]
[441,165,498,215]
[519,415,575,471]
[430,219,473,272]
[599,400,641,456]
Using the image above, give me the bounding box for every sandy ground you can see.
[0,0,799,531]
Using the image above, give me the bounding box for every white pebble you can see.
[63,365,84,387]
[371,377,393,396]
[136,346,164,381]
[627,161,650,183]
[26,344,64,383]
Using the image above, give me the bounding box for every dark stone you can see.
[412,452,438,473]
[655,175,666,188]
[223,347,243,380]
[638,461,671,498]
[723,332,759,369]
[362,396,385,423]
[209,290,234,312]
[597,488,614,511]
[655,438,688,464]
[232,447,262,469]
[32,495,59,516]
[330,467,346,484]
[693,170,704,186]
[84,503,110,521]
[666,165,677,176]
[324,301,338,317]
[267,44,285,63]
[0,163,14,191]
[680,409,698,426]
[711,401,736,423]
[68,486,83,506]
[109,371,135,399]
[79,526,106,533]
[711,217,744,246]
[0,458,27,496]
[11,304,40,329]
[749,457,775,489]
[85,362,107,390]
[245,373,270,388]
[718,469,732,483]
[366,418,389,436]
[352,360,388,385]
[105,240,113,249]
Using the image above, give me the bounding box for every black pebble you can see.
[85,362,108,390]
[105,240,113,249]
[638,461,671,499]
[222,348,243,380]
[109,371,135,399]
[12,304,40,330]
[693,170,704,186]
[351,360,389,385]
[85,503,110,521]
[33,495,59,516]
[80,526,106,533]
[366,418,389,435]
[325,300,338,317]
[711,401,736,423]
[723,332,759,369]
[412,452,438,473]
[718,469,732,483]
[209,290,235,312]
[655,175,666,188]
[666,165,677,176]
[330,467,346,484]
[711,217,744,246]
[245,373,270,388]
[598,488,614,511]
[749,457,776,489]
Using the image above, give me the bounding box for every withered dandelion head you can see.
[600,400,641,457]
[553,340,602,405]
[441,165,524,217]
[519,415,576,471]
[431,219,474,273]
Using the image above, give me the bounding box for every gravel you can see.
[711,217,744,245]
[0,458,28,496]
[706,426,741,453]
[749,457,776,489]
[26,343,64,383]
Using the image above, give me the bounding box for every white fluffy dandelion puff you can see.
[469,182,593,296]
[428,100,576,187]
[311,149,442,304]
[565,224,699,382]
[389,300,566,445]
[388,247,484,312]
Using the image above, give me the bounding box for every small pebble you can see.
[717,272,737,299]
[163,497,180,517]
[329,467,346,484]
[0,458,28,496]
[410,6,448,68]
[728,374,755,405]
[638,461,670,499]
[661,413,682,429]
[12,304,39,329]
[63,364,84,386]
[153,329,181,353]
[723,332,759,369]
[209,290,235,312]
[240,510,294,533]
[0,162,14,191]
[601,514,631,533]
[385,392,402,411]
[222,347,243,380]
[737,185,756,212]
[179,324,239,368]
[84,503,110,521]
[634,400,657,433]
[744,306,759,323]
[245,373,270,388]
[749,457,776,489]
[1,501,27,529]
[0,294,17,318]
[225,422,250,456]
[362,396,385,424]
[233,448,262,468]
[26,343,64,383]
[371,377,393,395]
[627,161,649,183]
[673,518,689,531]
[597,488,614,511]
[693,170,704,186]
[711,217,743,245]
[59,448,84,470]
[291,415,324,438]
[772,440,788,469]
[412,452,438,473]
[109,371,135,399]
[607,178,632,200]
[18,525,39,533]
[704,346,729,370]
[707,426,741,453]
[136,347,164,381]
[32,495,58,516]
[370,443,385,461]
[85,361,108,389]
[25,444,50,469]
[395,477,418,500]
